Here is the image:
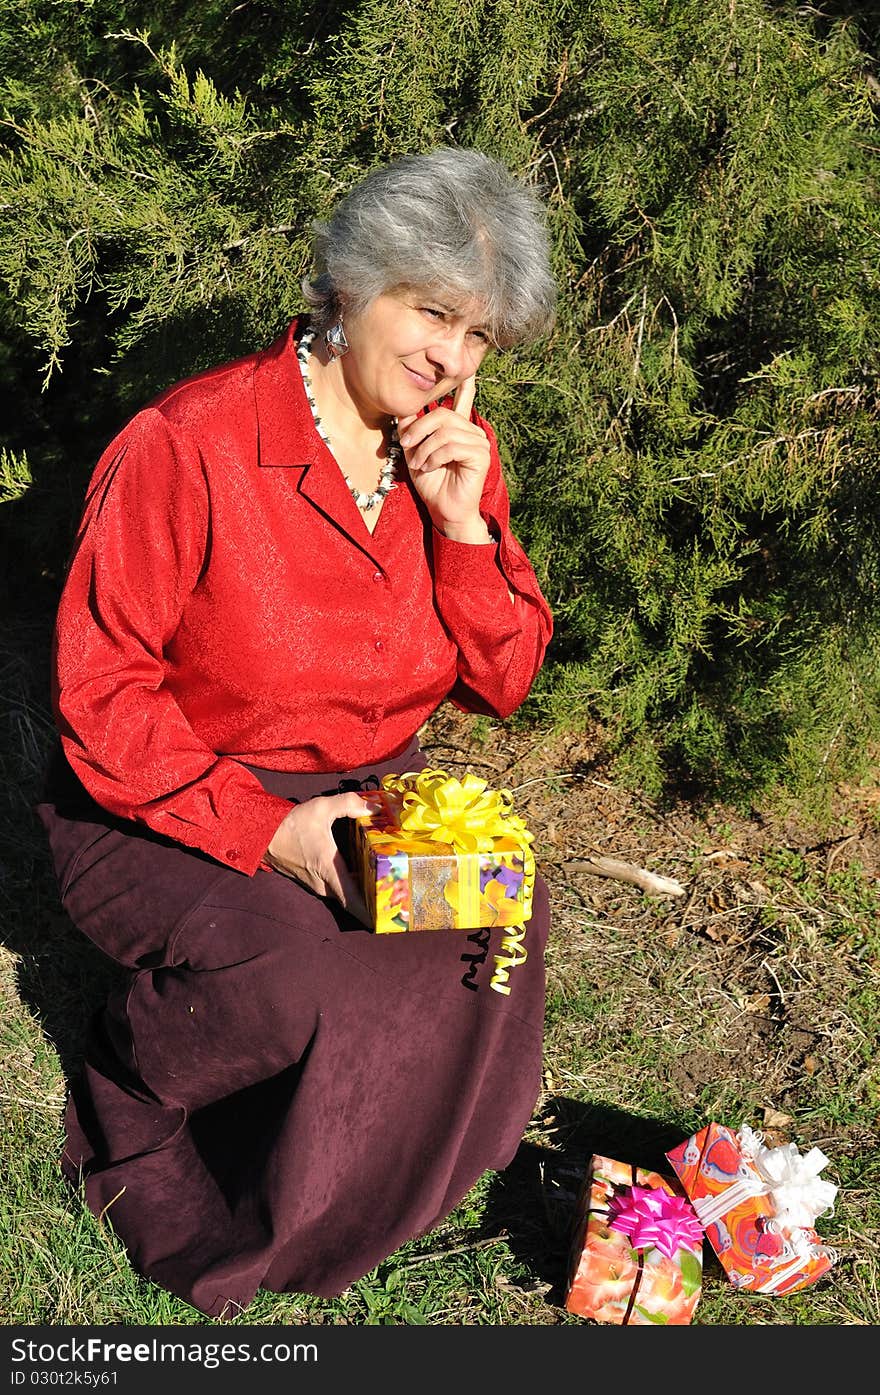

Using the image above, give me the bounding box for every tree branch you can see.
[564,855,686,898]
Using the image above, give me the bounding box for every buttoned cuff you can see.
[431,527,511,596]
[211,787,295,876]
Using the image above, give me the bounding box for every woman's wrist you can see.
[261,802,299,872]
[435,517,498,545]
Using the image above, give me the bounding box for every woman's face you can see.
[338,287,493,423]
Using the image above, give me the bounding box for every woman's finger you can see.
[452,374,477,418]
[408,441,466,474]
[325,793,373,924]
[399,409,484,457]
[328,790,376,822]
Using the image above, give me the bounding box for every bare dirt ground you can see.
[421,702,879,1133]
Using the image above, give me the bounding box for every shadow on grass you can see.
[2,848,127,1087]
[0,607,127,1091]
[480,1096,722,1308]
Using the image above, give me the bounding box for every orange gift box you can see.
[665,1123,838,1295]
[565,1155,703,1325]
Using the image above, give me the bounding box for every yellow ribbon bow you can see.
[381,768,533,855]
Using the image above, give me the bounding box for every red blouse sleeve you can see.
[52,408,292,874]
[430,412,553,719]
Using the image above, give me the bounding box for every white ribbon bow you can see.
[738,1125,837,1230]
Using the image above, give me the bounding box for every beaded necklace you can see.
[296,327,401,511]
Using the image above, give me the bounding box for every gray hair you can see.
[302,147,557,349]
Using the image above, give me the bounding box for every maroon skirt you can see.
[38,742,549,1320]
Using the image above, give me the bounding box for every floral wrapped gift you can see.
[353,768,535,936]
[564,1155,704,1325]
[665,1122,838,1295]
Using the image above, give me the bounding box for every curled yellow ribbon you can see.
[381,768,533,856]
[490,923,529,997]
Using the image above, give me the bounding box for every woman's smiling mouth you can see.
[403,364,439,391]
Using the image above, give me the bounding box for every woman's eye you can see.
[421,306,444,320]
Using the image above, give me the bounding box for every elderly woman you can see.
[38,147,556,1319]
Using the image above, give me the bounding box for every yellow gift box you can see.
[353,769,535,943]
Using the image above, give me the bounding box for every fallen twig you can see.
[564,855,687,898]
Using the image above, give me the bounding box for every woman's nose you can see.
[426,328,474,380]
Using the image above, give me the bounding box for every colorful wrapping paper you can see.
[565,1155,704,1325]
[665,1122,838,1294]
[352,768,535,935]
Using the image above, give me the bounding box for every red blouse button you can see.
[226,848,240,861]
[374,639,384,652]
[372,570,384,583]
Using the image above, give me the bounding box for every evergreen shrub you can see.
[1,0,877,811]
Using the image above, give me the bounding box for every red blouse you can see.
[52,319,553,875]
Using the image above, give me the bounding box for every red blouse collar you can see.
[252,316,315,469]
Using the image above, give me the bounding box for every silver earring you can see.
[324,320,349,358]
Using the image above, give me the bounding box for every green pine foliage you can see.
[0,446,31,504]
[0,0,878,811]
[515,2,880,811]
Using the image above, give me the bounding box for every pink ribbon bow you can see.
[607,1184,704,1260]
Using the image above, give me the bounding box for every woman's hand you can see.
[265,792,370,925]
[397,377,495,543]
